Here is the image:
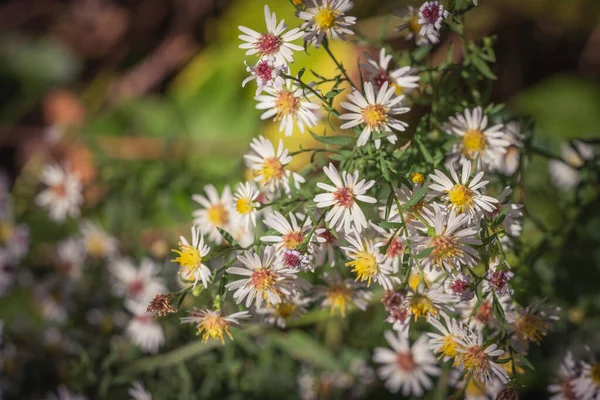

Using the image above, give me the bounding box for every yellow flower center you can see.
[172,244,202,277]
[460,345,489,379]
[315,7,338,30]
[591,363,600,386]
[408,16,422,34]
[439,336,461,359]
[236,198,254,215]
[361,104,388,129]
[462,129,487,158]
[326,285,352,317]
[250,268,278,292]
[465,378,487,397]
[447,184,474,213]
[198,314,231,344]
[409,294,437,320]
[411,173,424,184]
[429,234,462,269]
[86,235,107,258]
[346,250,378,286]
[514,313,548,344]
[207,204,228,227]
[275,90,300,119]
[282,231,304,250]
[275,302,297,318]
[258,157,284,184]
[0,223,14,244]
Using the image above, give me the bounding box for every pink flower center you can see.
[129,279,145,297]
[373,70,392,91]
[318,229,336,244]
[421,4,440,24]
[283,249,302,269]
[489,270,510,291]
[256,33,282,56]
[449,278,469,295]
[475,300,493,324]
[386,237,403,258]
[333,187,354,208]
[395,352,416,372]
[254,59,275,82]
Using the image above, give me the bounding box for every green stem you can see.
[322,39,357,90]
[282,73,330,105]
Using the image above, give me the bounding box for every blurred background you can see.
[1,0,600,398]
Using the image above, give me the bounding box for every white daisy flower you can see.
[339,81,410,148]
[227,217,255,248]
[548,351,578,400]
[361,48,420,95]
[35,163,83,222]
[314,163,376,233]
[381,290,411,333]
[233,182,260,228]
[370,222,406,273]
[56,237,85,280]
[373,331,440,396]
[238,5,304,65]
[257,293,310,328]
[261,211,312,254]
[506,299,559,350]
[449,371,505,400]
[314,272,371,317]
[395,6,440,46]
[549,140,595,191]
[458,292,510,332]
[410,204,481,272]
[125,300,165,355]
[473,0,479,5]
[445,107,510,170]
[80,220,119,259]
[242,58,287,95]
[427,313,470,361]
[418,1,449,36]
[456,331,509,386]
[314,227,339,267]
[109,257,167,302]
[244,135,305,194]
[487,186,523,238]
[484,259,514,298]
[574,354,600,400]
[443,273,475,302]
[192,184,232,244]
[429,160,498,221]
[171,225,211,289]
[226,246,297,308]
[180,308,250,344]
[297,0,357,47]
[43,385,87,400]
[128,381,151,400]
[255,79,320,136]
[406,284,458,322]
[491,121,524,176]
[342,231,399,289]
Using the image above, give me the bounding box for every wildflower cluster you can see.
[156,1,578,397]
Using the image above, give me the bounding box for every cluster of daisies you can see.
[161,1,570,398]
[549,350,600,400]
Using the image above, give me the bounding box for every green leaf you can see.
[415,137,434,164]
[325,88,344,99]
[471,56,497,80]
[405,185,428,208]
[415,247,434,259]
[217,227,239,247]
[516,353,536,371]
[308,129,353,146]
[272,331,342,370]
[379,221,404,230]
[379,155,391,182]
[289,172,298,199]
[384,191,395,221]
[297,67,306,79]
[492,292,506,321]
